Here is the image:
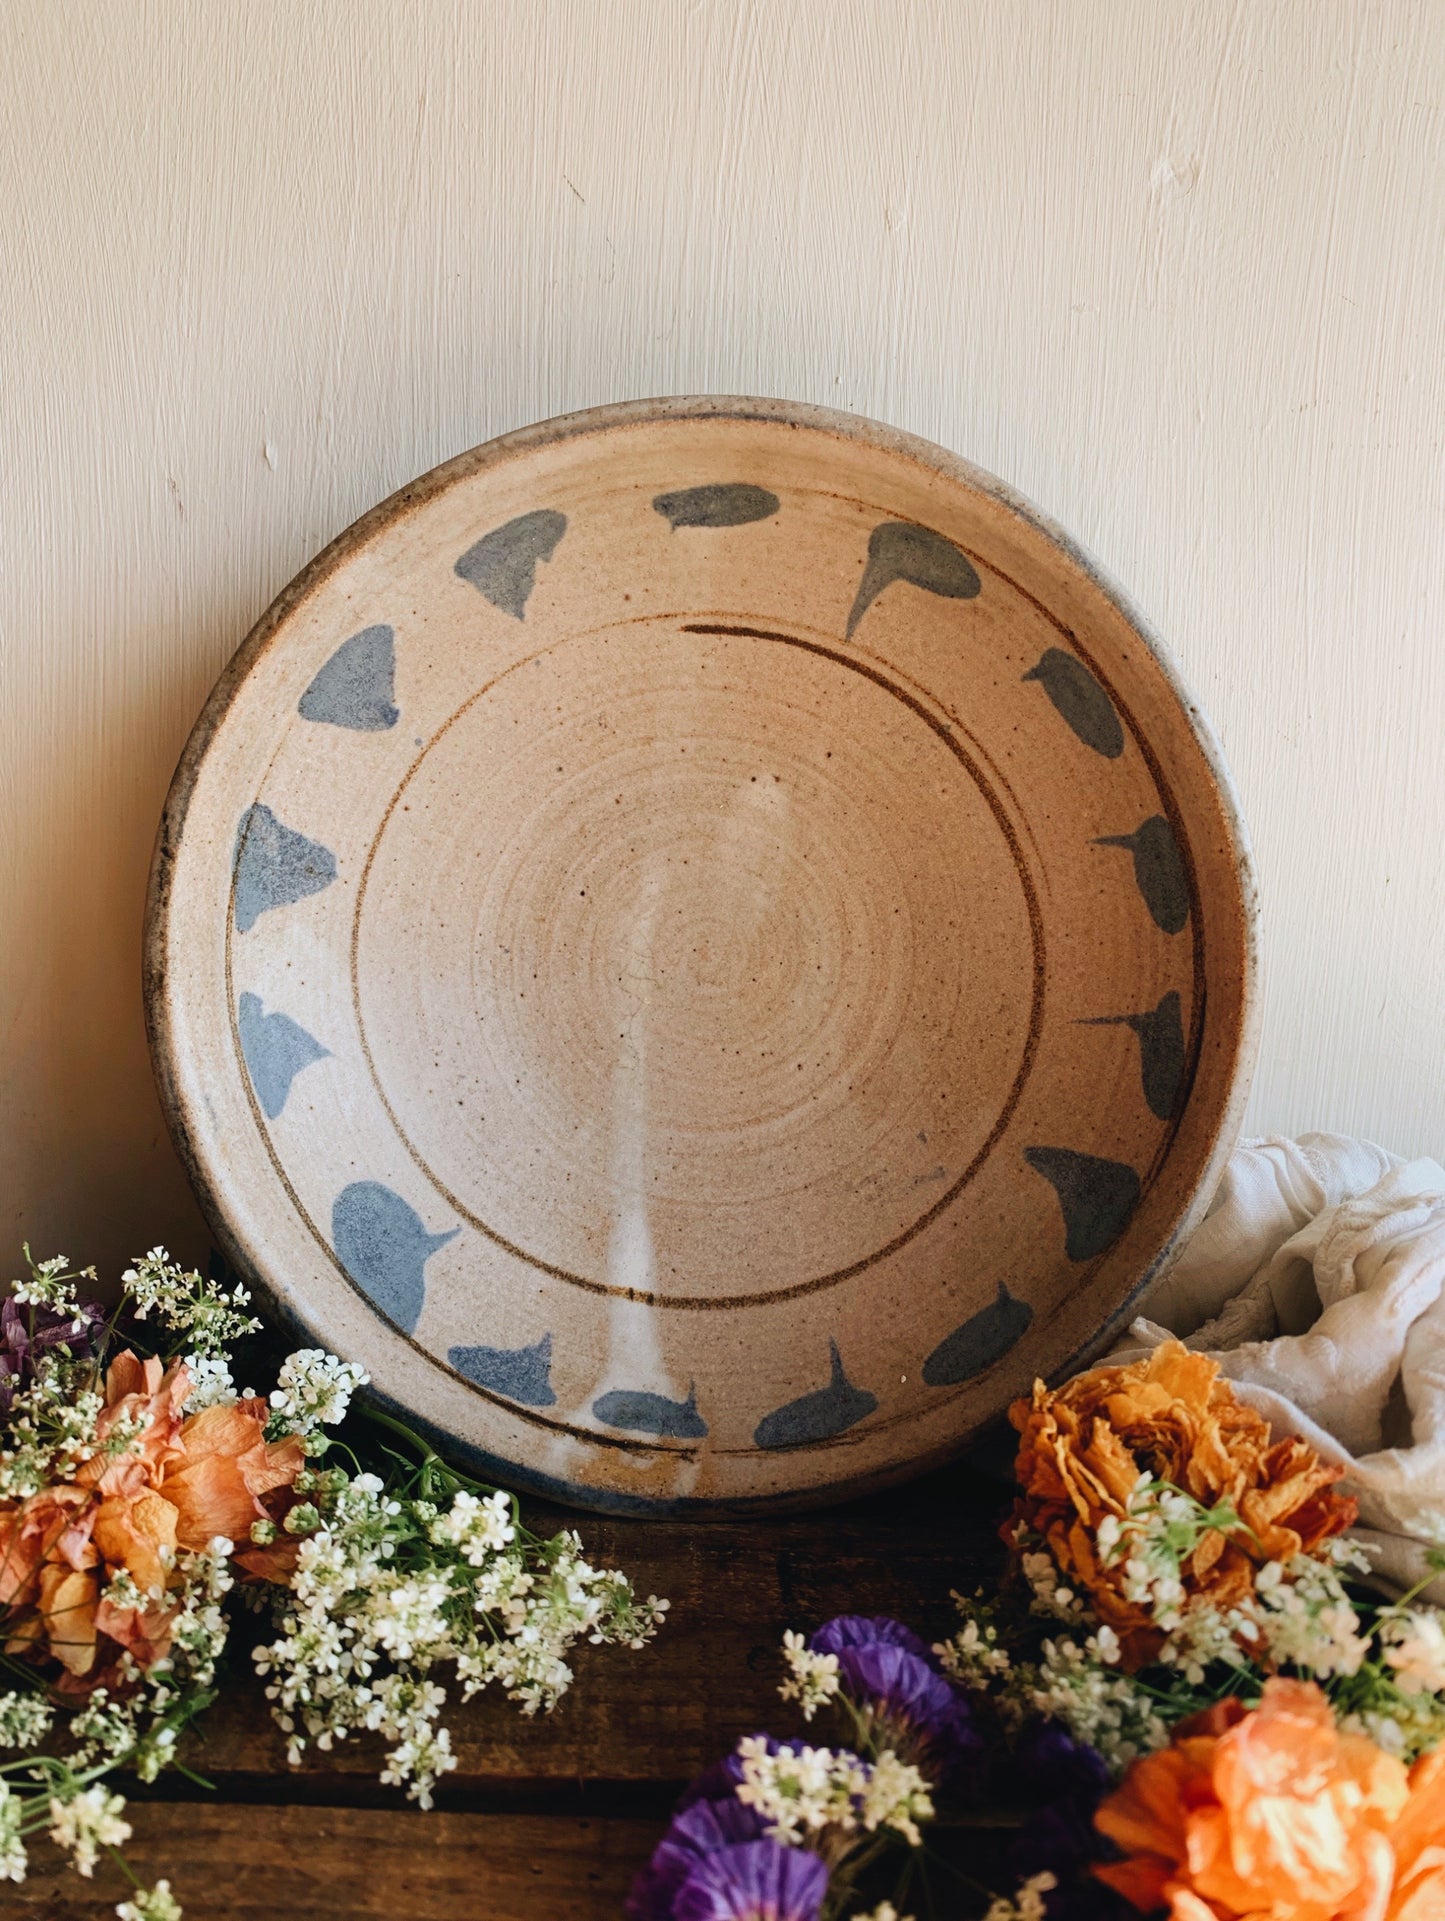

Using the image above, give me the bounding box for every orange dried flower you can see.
[1094,1678,1445,1921]
[1007,1342,1357,1667]
[0,1350,304,1687]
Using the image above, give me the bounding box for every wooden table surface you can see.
[19,1456,1015,1920]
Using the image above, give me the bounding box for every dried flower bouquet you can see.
[631,1342,1445,1921]
[0,1248,666,1914]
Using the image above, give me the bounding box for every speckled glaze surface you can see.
[145,397,1258,1514]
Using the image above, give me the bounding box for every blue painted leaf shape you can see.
[298,624,400,731]
[1024,1147,1141,1262]
[236,992,330,1118]
[593,1383,707,1439]
[455,509,567,619]
[450,1333,556,1407]
[1094,816,1190,934]
[846,522,980,638]
[653,484,780,529]
[922,1285,1033,1386]
[753,1342,877,1450]
[1021,649,1124,759]
[332,1182,458,1336]
[1081,990,1187,1120]
[233,804,337,934]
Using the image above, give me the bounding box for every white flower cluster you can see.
[254,1475,666,1806]
[120,1249,260,1358]
[62,1540,235,1795]
[1018,1546,1089,1624]
[115,1879,183,1921]
[1248,1556,1371,1678]
[0,1688,54,1751]
[182,1354,240,1412]
[984,1873,1058,1921]
[0,1782,26,1883]
[11,1250,93,1316]
[856,1906,916,1921]
[0,1370,106,1499]
[427,1487,515,1564]
[935,1594,1013,1688]
[1381,1606,1445,1696]
[1023,1631,1169,1772]
[268,1349,369,1437]
[734,1735,935,1850]
[47,1783,132,1879]
[778,1629,841,1720]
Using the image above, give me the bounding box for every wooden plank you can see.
[181,1461,1010,1789]
[14,1807,663,1920]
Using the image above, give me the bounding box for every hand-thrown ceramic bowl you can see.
[146,396,1258,1514]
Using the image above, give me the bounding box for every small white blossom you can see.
[733,1736,932,1849]
[1020,1549,1089,1623]
[856,1748,935,1847]
[428,1489,516,1564]
[182,1354,238,1412]
[122,1249,259,1356]
[778,1629,841,1719]
[985,1874,1059,1921]
[0,1689,53,1751]
[1024,1634,1169,1773]
[11,1251,89,1315]
[1380,1607,1445,1696]
[0,1782,26,1883]
[116,1879,183,1921]
[48,1784,132,1878]
[268,1350,369,1435]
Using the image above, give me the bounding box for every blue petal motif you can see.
[232,804,337,934]
[753,1342,876,1450]
[236,992,330,1118]
[449,1334,556,1407]
[332,1182,458,1336]
[298,624,400,731]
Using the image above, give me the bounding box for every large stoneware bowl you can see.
[146,397,1257,1513]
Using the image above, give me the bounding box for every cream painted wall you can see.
[1,0,1442,1278]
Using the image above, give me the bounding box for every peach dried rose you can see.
[36,1561,99,1677]
[159,1399,304,1550]
[1007,1342,1357,1666]
[1095,1679,1445,1921]
[0,1349,306,1689]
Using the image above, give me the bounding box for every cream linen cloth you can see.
[1110,1132,1445,1600]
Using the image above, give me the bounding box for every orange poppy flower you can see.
[1095,1679,1445,1921]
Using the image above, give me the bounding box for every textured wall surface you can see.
[1,0,1442,1276]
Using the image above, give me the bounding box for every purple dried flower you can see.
[831,1640,981,1777]
[626,1796,768,1921]
[673,1840,828,1921]
[808,1614,938,1668]
[0,1292,105,1412]
[1013,1722,1110,1803]
[1009,1723,1123,1921]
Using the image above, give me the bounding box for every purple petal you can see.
[807,1614,936,1667]
[674,1840,829,1921]
[834,1642,980,1773]
[626,1796,768,1918]
[1013,1722,1110,1804]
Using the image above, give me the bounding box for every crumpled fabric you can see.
[1111,1132,1445,1600]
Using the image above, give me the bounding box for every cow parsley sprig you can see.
[119,1249,260,1358]
[253,1415,667,1806]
